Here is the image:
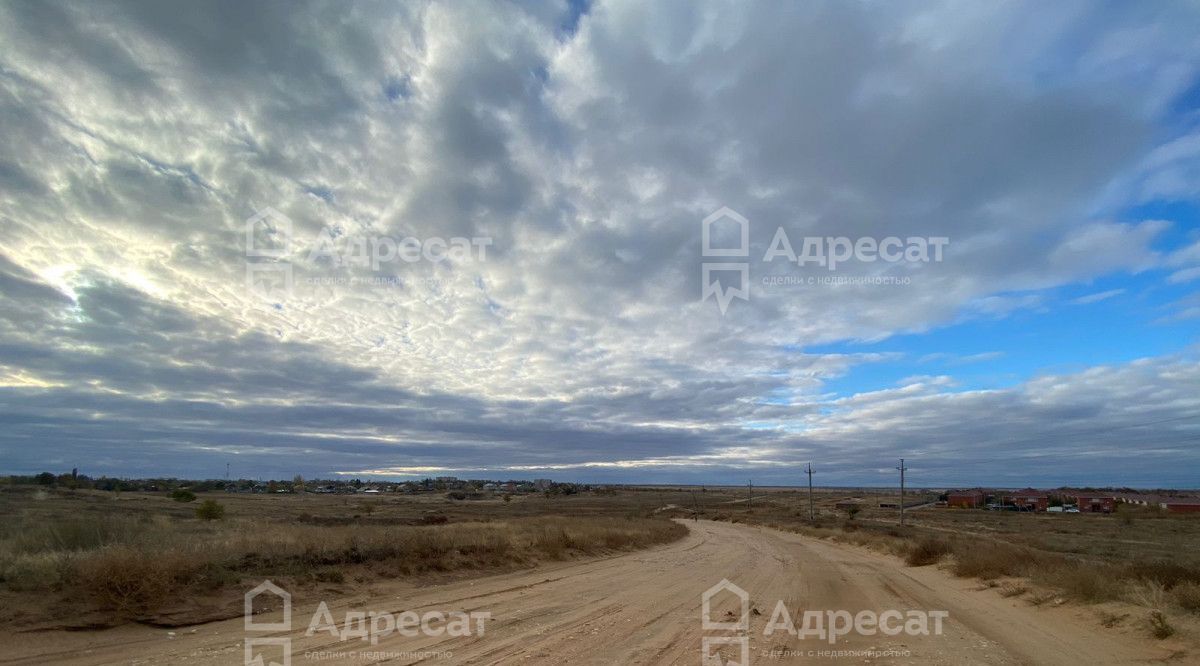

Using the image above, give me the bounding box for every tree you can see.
[35,472,55,486]
[195,499,226,520]
[293,474,305,493]
[845,504,862,520]
[171,489,197,503]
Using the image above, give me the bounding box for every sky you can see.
[1,0,1199,487]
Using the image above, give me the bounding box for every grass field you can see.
[3,483,1198,637]
[0,485,689,628]
[689,486,1200,636]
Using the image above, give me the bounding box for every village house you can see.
[1159,498,1200,513]
[1071,494,1116,513]
[946,489,987,508]
[1003,489,1049,512]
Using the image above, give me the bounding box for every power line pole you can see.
[748,479,752,512]
[691,489,701,522]
[806,463,814,521]
[897,458,909,526]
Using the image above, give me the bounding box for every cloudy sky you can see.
[1,0,1199,487]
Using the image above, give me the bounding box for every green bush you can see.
[170,489,196,503]
[195,499,225,520]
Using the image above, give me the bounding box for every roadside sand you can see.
[1,520,1183,665]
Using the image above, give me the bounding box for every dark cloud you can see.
[0,1,1198,484]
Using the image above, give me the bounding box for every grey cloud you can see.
[0,1,1197,484]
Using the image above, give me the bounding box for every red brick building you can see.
[1072,494,1116,513]
[1160,499,1200,514]
[946,489,986,508]
[1003,489,1048,512]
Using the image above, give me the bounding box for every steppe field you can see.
[2,485,1199,664]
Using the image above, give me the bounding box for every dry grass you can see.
[1098,610,1129,628]
[999,582,1028,598]
[702,492,1200,614]
[1148,610,1175,639]
[1125,580,1168,609]
[1026,590,1059,606]
[1171,581,1200,614]
[905,537,952,567]
[73,547,202,614]
[951,542,1032,580]
[0,498,686,619]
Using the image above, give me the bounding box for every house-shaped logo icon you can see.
[701,578,749,631]
[701,207,749,257]
[244,579,292,632]
[700,578,750,666]
[245,207,293,258]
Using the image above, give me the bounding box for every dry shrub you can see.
[1171,581,1200,614]
[1125,580,1168,609]
[195,500,225,521]
[1148,610,1175,639]
[74,546,200,614]
[1098,610,1128,628]
[999,582,1028,598]
[1047,567,1118,603]
[905,537,952,567]
[1124,560,1200,591]
[1026,590,1058,606]
[951,542,1030,580]
[532,525,572,559]
[0,553,72,591]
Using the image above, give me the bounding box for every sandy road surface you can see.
[2,520,1178,665]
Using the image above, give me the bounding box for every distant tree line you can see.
[1,471,585,495]
[4,471,237,492]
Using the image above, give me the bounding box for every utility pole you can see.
[897,458,909,526]
[691,489,701,522]
[748,479,752,512]
[806,463,815,521]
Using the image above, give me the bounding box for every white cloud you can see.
[1070,288,1126,305]
[0,1,1198,483]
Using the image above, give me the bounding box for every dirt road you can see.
[3,520,1178,665]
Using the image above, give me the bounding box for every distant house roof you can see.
[1005,488,1048,498]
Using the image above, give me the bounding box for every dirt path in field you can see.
[1,520,1182,665]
